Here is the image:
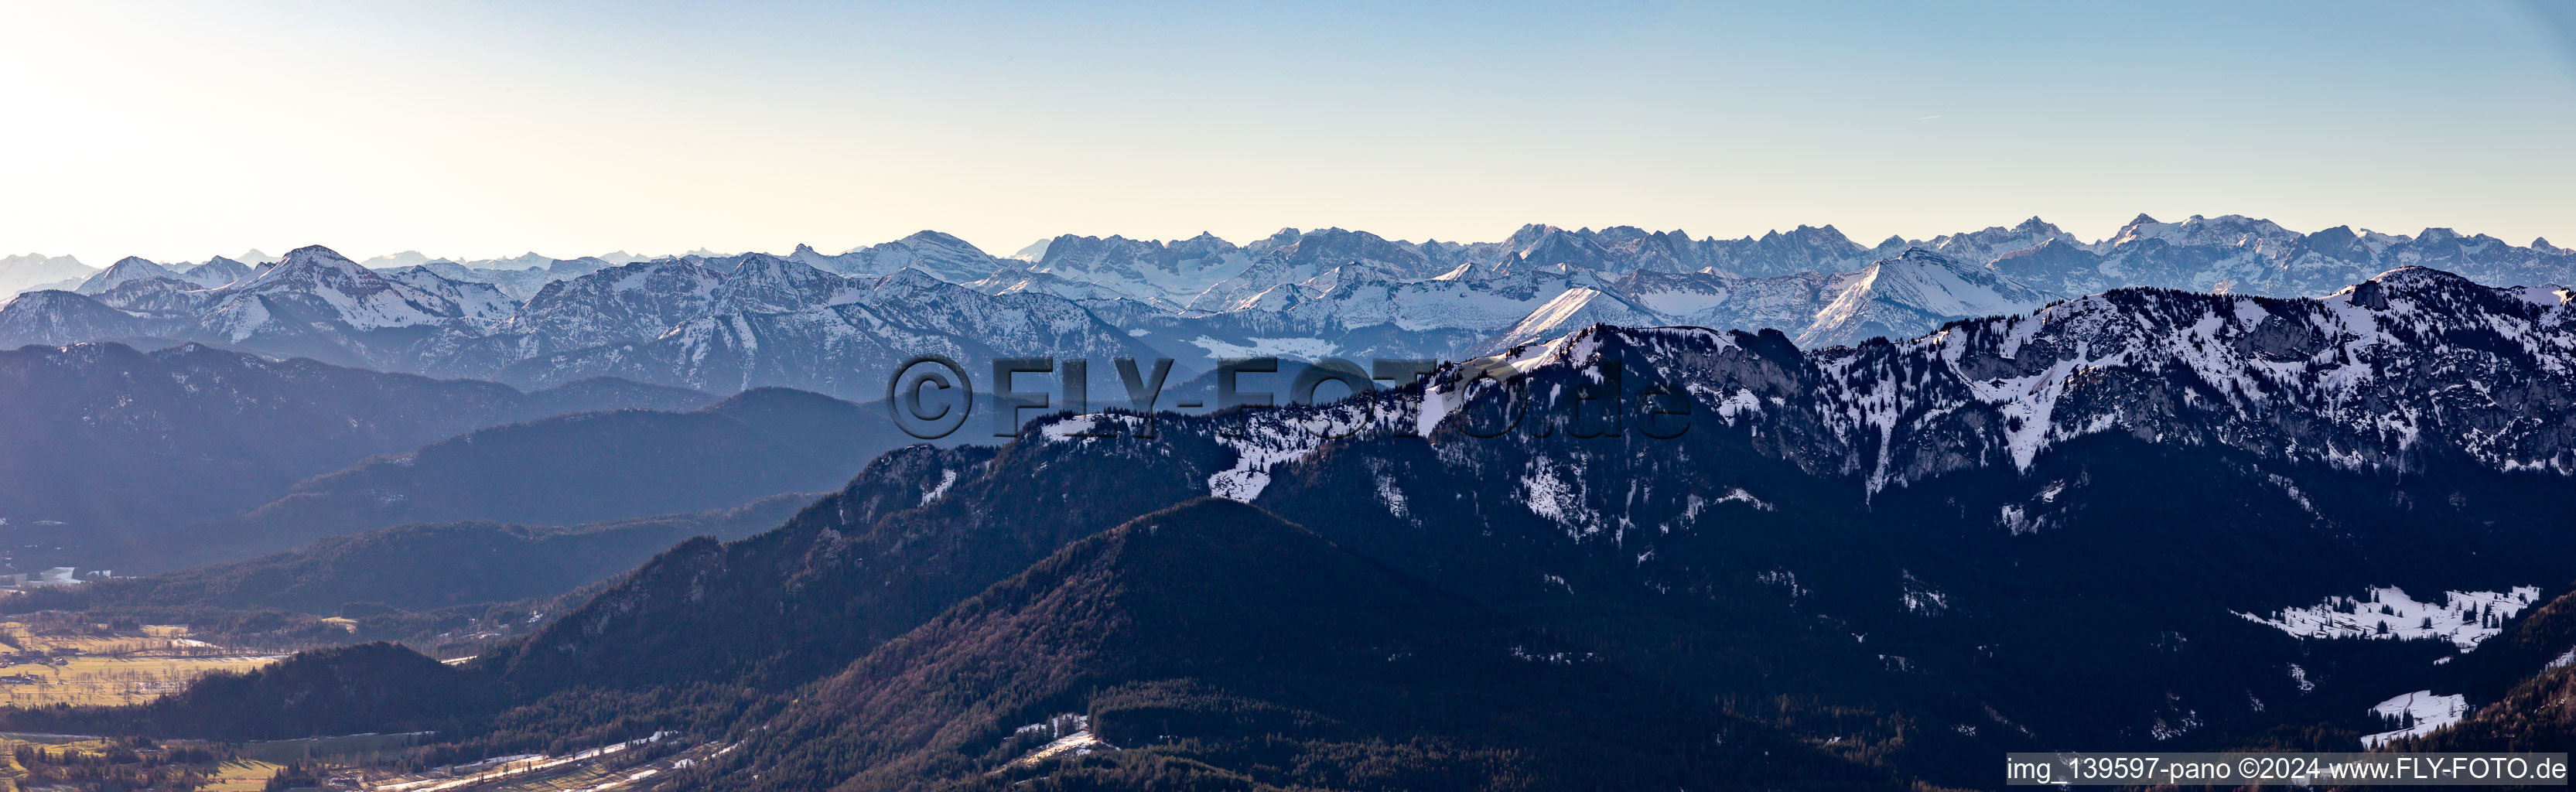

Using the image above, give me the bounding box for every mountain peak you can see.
[715,251,855,312]
[73,257,181,295]
[2338,265,2493,312]
[1254,227,1304,249]
[2367,265,2482,291]
[280,244,359,268]
[248,245,374,286]
[729,251,799,270]
[1797,224,1853,243]
[1503,223,1563,245]
[2188,213,2288,234]
[898,230,976,249]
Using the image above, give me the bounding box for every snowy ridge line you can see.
[1407,268,2574,492]
[16,222,2574,410]
[23,212,2573,308]
[1784,269,2568,489]
[1034,265,2571,505]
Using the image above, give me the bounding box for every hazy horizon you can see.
[14,209,2574,271]
[6,1,2574,266]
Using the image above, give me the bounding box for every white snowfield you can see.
[1198,392,1416,503]
[1187,335,1341,359]
[2359,690,2469,749]
[1793,248,2055,349]
[999,714,1113,773]
[1003,730,1113,770]
[2239,585,2543,651]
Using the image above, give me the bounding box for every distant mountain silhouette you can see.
[209,387,910,559]
[15,492,815,616]
[0,343,709,569]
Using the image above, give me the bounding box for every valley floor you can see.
[0,623,278,708]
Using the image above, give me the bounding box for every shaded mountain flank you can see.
[0,342,713,568]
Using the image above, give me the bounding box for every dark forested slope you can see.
[699,498,1899,792]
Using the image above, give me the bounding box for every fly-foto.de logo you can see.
[887,355,1693,442]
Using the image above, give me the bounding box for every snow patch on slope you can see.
[1187,336,1338,359]
[1519,456,1602,538]
[2239,585,2542,651]
[2360,691,2468,748]
[1201,397,1418,502]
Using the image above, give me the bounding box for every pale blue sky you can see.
[4,1,2573,264]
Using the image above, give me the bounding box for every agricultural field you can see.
[0,623,282,708]
[189,759,291,792]
[0,733,280,792]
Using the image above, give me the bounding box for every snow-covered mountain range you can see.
[448,263,2574,779]
[1466,266,2576,491]
[948,265,2573,753]
[986,264,2573,524]
[4,215,2569,401]
[0,253,104,295]
[9,227,2574,774]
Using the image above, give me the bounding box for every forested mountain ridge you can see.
[697,498,1902,792]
